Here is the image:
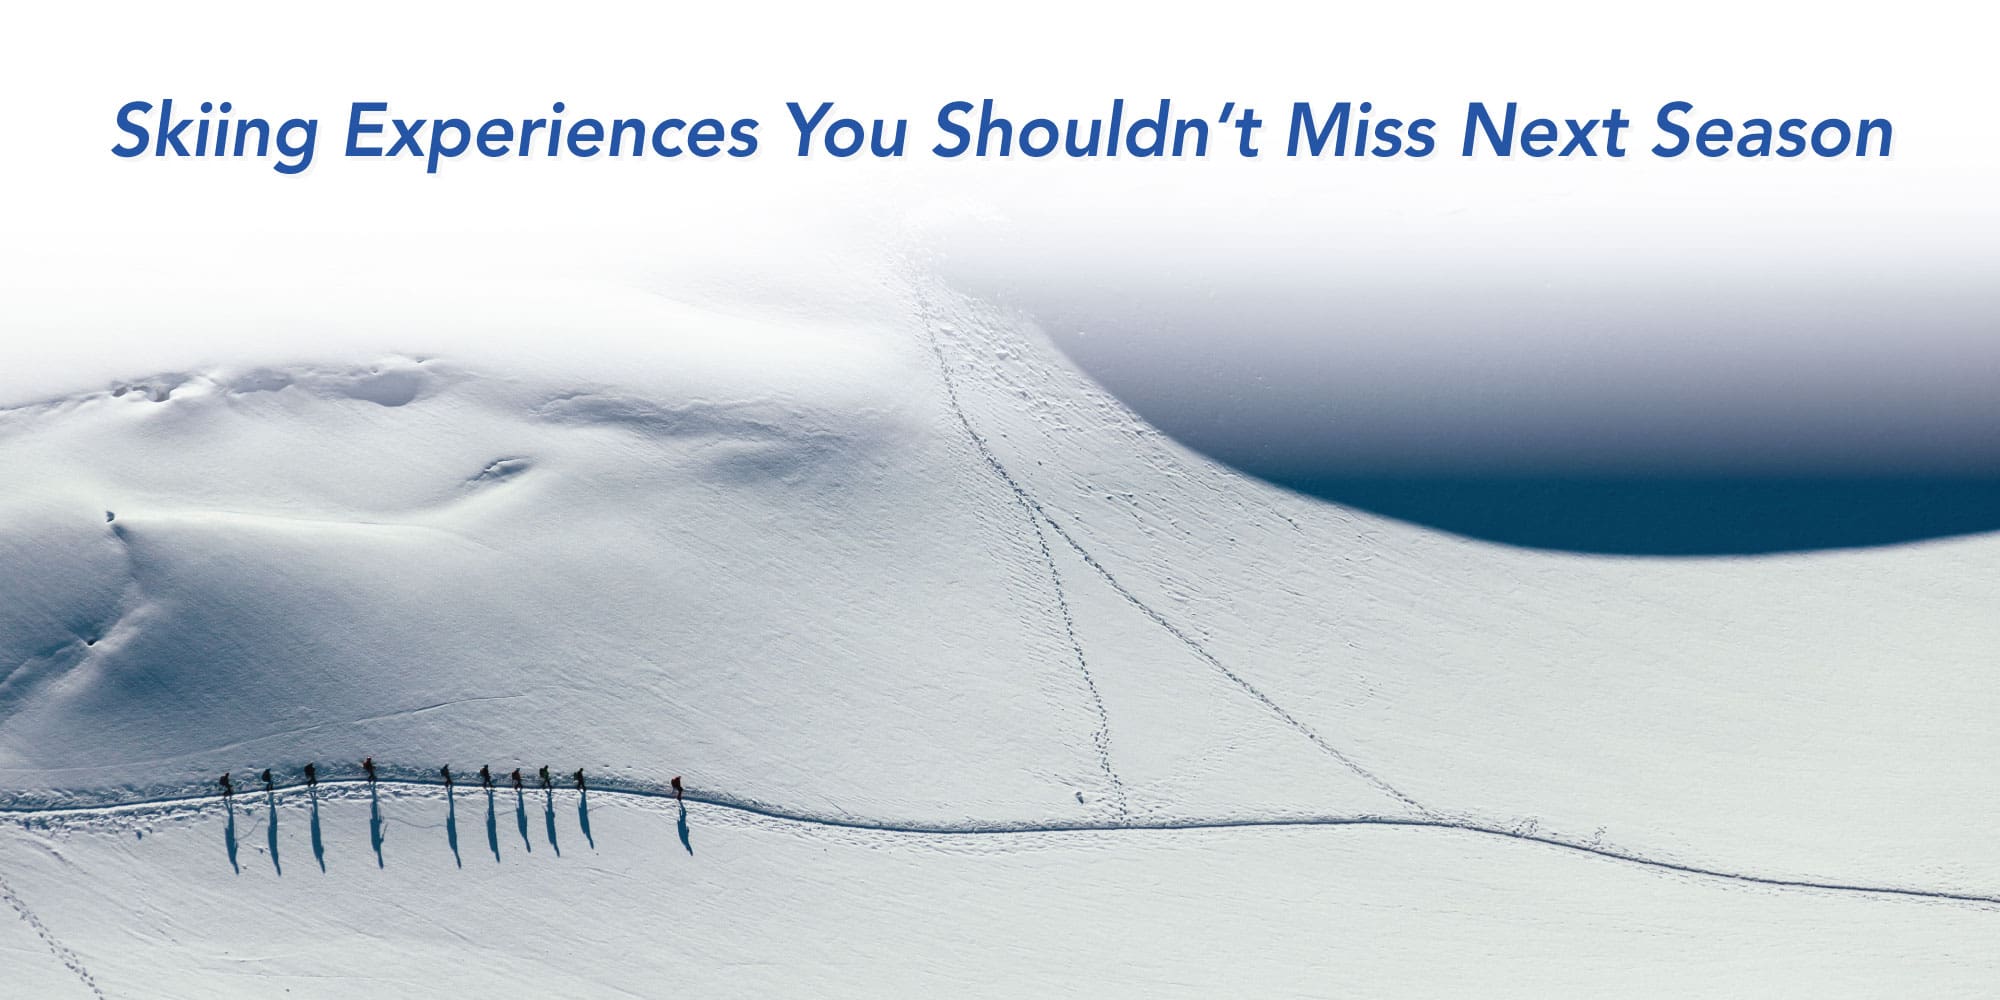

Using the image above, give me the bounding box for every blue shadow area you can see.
[265,791,281,876]
[514,789,533,853]
[369,785,385,868]
[485,788,501,863]
[1274,476,2000,555]
[309,790,326,873]
[223,799,239,874]
[445,786,461,869]
[543,791,561,857]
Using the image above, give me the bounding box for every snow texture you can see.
[1,273,1997,997]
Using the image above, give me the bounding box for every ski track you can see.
[0,869,107,999]
[909,288,1128,821]
[917,295,1433,820]
[1022,511,1130,822]
[5,778,1998,909]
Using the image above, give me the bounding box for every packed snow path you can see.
[5,778,1997,907]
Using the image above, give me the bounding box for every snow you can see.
[1,269,1997,996]
[3,3,1997,991]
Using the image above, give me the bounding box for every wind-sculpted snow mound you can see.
[0,304,1414,831]
[0,352,1108,822]
[915,286,2000,894]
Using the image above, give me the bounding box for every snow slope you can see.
[2,270,1997,996]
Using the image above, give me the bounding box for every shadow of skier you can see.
[485,787,500,863]
[542,788,561,857]
[445,784,462,868]
[309,787,326,873]
[265,789,282,876]
[224,798,240,874]
[513,788,532,854]
[676,802,693,856]
[369,784,385,868]
[577,788,594,850]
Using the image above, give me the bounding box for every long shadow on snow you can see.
[369,784,385,868]
[1268,475,2000,555]
[445,785,461,868]
[485,788,500,863]
[223,798,239,874]
[543,789,560,857]
[513,788,532,854]
[309,788,326,873]
[265,790,281,876]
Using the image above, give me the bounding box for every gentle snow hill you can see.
[0,273,1997,996]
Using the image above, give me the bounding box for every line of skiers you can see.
[218,760,684,800]
[437,763,586,791]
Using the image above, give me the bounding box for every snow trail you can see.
[0,870,107,999]
[7,778,1998,908]
[910,284,1129,820]
[917,293,1433,820]
[1020,479,1128,821]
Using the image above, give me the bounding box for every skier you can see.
[361,756,376,784]
[538,765,551,790]
[510,768,523,791]
[260,768,273,791]
[480,765,492,789]
[573,769,586,791]
[670,775,682,801]
[304,763,317,788]
[441,764,453,789]
[219,772,233,799]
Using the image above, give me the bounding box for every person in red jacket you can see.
[670,775,683,801]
